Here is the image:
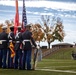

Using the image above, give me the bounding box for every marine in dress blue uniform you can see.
[7,25,15,68]
[0,25,8,68]
[0,32,2,68]
[22,24,37,70]
[14,26,22,69]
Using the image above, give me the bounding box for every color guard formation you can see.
[0,24,37,70]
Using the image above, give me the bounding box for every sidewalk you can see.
[36,69,76,74]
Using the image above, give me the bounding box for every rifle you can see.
[33,46,40,70]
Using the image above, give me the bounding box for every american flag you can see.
[22,0,27,30]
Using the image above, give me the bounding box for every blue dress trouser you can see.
[22,50,32,70]
[0,49,3,68]
[2,49,7,68]
[14,49,22,69]
[7,49,13,68]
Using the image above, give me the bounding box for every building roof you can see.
[52,43,73,46]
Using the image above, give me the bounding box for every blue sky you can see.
[0,0,76,46]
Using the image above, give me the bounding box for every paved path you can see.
[36,69,76,74]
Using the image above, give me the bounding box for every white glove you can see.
[23,41,25,45]
[36,45,40,49]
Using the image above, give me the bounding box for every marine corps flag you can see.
[14,0,19,34]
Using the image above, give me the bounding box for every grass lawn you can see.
[37,59,76,71]
[0,47,76,75]
[45,48,76,59]
[0,59,76,75]
[0,69,76,75]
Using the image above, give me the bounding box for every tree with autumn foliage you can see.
[0,23,3,32]
[52,17,65,42]
[0,19,22,33]
[31,23,45,44]
[5,20,14,33]
[40,15,65,49]
[0,20,14,33]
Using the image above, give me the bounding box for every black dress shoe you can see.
[0,66,2,68]
[7,67,10,69]
[2,67,6,69]
[10,67,14,69]
[18,67,22,70]
[2,66,7,69]
[14,67,18,69]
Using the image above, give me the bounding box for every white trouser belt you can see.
[9,40,12,42]
[23,40,30,45]
[0,40,6,42]
[16,41,20,43]
[23,40,30,42]
[0,40,7,44]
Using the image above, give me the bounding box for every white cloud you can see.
[27,11,54,16]
[40,12,54,16]
[63,30,76,43]
[44,8,49,11]
[0,9,76,18]
[0,1,76,11]
[0,9,15,13]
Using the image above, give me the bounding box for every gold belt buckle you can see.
[0,41,2,44]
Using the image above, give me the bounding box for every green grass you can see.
[0,59,76,75]
[37,59,76,71]
[0,69,76,75]
[0,48,76,75]
[45,48,76,59]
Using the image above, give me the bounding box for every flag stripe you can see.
[22,0,27,29]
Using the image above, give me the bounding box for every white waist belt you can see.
[23,40,30,42]
[0,40,6,42]
[23,40,30,45]
[9,40,12,42]
[16,41,20,43]
[0,40,7,44]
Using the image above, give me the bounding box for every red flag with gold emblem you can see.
[14,0,19,34]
